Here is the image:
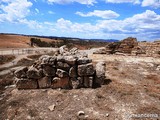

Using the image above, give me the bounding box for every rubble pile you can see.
[116,37,138,54]
[94,37,160,57]
[14,46,106,89]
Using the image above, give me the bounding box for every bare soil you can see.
[0,54,160,120]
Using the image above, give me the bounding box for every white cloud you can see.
[19,19,43,29]
[0,0,32,22]
[35,8,39,13]
[56,18,99,33]
[105,0,140,4]
[48,11,55,14]
[142,0,160,8]
[76,10,119,19]
[55,10,160,40]
[47,0,97,5]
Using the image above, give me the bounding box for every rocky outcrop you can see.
[14,48,107,89]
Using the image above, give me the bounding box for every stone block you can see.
[84,76,93,88]
[51,77,71,89]
[16,79,38,89]
[78,63,95,76]
[69,66,77,77]
[38,77,52,88]
[56,69,69,78]
[14,66,28,78]
[77,58,92,65]
[43,65,56,76]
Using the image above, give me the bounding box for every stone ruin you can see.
[14,46,106,89]
[94,37,160,57]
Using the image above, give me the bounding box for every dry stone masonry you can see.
[14,47,106,89]
[94,37,160,57]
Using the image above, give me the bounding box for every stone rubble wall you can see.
[14,47,106,89]
[136,41,160,57]
[94,37,160,57]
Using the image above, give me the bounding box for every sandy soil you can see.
[0,54,160,120]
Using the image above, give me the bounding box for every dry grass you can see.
[0,34,60,48]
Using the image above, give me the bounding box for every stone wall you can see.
[94,37,160,57]
[136,41,160,57]
[14,47,106,89]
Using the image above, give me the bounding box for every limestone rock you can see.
[43,65,56,76]
[51,77,71,89]
[16,79,38,89]
[38,77,52,88]
[78,63,95,76]
[64,56,77,65]
[70,78,79,89]
[93,47,106,54]
[41,56,56,65]
[14,66,28,78]
[27,67,42,79]
[56,62,70,71]
[84,76,93,88]
[56,69,68,78]
[95,62,106,86]
[59,45,69,55]
[77,58,92,65]
[77,77,84,87]
[48,104,55,111]
[69,66,77,77]
[70,47,79,55]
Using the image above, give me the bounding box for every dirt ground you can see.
[0,54,160,120]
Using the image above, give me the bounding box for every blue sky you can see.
[0,0,160,41]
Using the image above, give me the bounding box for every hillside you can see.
[0,34,111,49]
[0,34,58,48]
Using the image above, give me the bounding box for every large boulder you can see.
[38,77,52,88]
[16,79,38,89]
[56,69,68,78]
[95,62,106,86]
[78,63,95,76]
[14,66,28,78]
[51,77,71,89]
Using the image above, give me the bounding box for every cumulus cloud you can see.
[47,0,97,5]
[105,0,140,4]
[0,0,32,22]
[76,10,120,19]
[142,0,160,8]
[55,10,160,40]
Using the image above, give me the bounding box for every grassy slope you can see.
[0,34,58,48]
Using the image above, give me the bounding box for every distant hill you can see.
[0,33,119,49]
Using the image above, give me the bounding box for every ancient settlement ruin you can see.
[14,46,106,89]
